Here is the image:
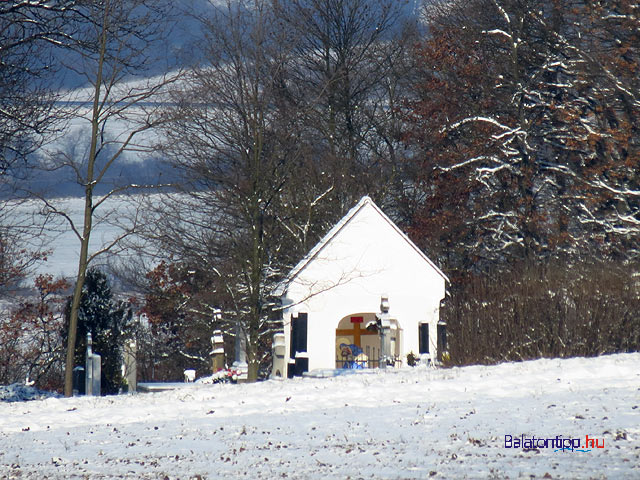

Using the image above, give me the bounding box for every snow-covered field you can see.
[13,196,145,280]
[1,354,639,479]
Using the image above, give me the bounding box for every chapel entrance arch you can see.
[335,313,381,369]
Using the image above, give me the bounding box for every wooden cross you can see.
[336,316,378,347]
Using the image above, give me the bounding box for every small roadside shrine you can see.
[275,196,448,378]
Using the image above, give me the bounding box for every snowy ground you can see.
[1,353,639,479]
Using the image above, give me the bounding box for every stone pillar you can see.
[123,340,137,393]
[232,323,248,382]
[183,369,196,382]
[85,333,93,394]
[211,330,225,372]
[85,333,101,396]
[271,333,286,378]
[376,294,392,369]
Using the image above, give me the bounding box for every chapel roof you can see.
[276,196,448,297]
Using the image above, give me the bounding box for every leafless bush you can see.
[444,258,640,365]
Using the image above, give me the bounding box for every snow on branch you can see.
[492,0,511,26]
[477,164,512,176]
[178,351,207,363]
[482,29,512,40]
[491,126,522,141]
[602,14,636,21]
[441,116,513,134]
[591,180,640,198]
[436,155,503,173]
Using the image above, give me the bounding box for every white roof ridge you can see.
[275,195,447,297]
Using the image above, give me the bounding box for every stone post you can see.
[271,333,286,378]
[123,340,137,393]
[85,333,101,396]
[232,323,248,382]
[376,294,392,369]
[211,330,225,372]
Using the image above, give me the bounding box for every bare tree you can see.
[33,0,181,396]
[0,1,79,292]
[273,0,412,213]
[0,0,77,173]
[141,0,330,381]
[0,202,49,293]
[132,0,418,380]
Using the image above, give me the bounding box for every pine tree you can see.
[65,268,132,395]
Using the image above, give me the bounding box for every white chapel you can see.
[275,196,448,377]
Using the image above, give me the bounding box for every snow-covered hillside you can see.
[1,354,639,479]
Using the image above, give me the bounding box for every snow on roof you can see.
[276,196,448,297]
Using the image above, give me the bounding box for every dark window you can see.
[419,323,429,354]
[290,312,308,358]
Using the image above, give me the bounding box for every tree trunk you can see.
[63,4,109,396]
[62,213,91,396]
